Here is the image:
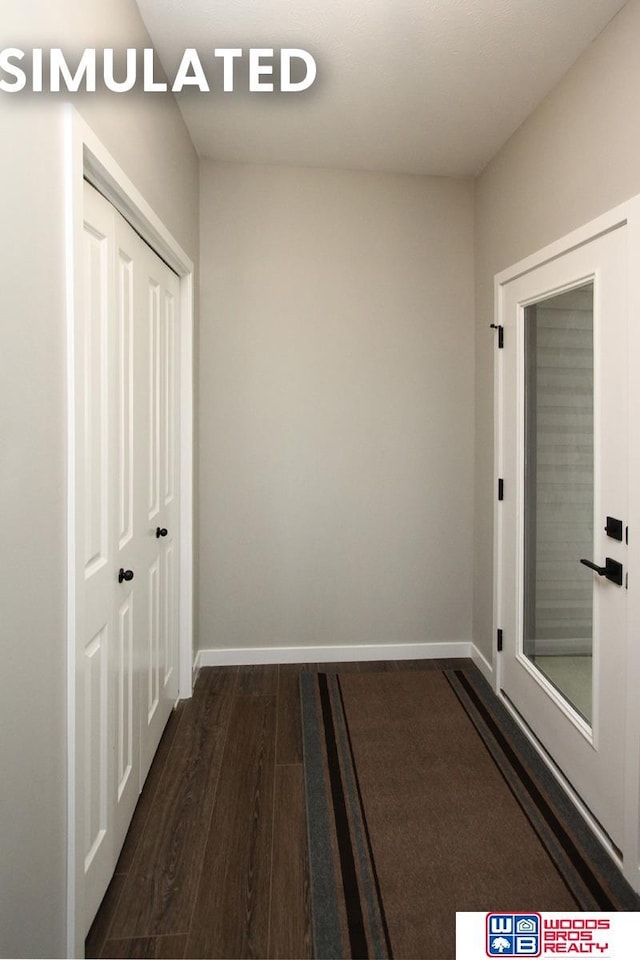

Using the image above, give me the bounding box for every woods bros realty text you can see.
[0,47,317,93]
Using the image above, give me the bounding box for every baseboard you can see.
[195,640,473,669]
[471,643,494,684]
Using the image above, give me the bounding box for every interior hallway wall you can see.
[199,161,474,653]
[474,0,640,663]
[0,3,198,956]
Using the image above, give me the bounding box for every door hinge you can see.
[490,323,504,348]
[498,478,504,501]
[497,629,503,652]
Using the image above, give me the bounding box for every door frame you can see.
[492,194,640,894]
[63,105,195,956]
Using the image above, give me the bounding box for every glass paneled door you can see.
[523,283,595,723]
[497,226,628,849]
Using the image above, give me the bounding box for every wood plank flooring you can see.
[86,658,472,959]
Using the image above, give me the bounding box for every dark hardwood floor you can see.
[86,658,472,959]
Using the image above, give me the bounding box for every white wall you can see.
[199,161,474,654]
[7,0,638,950]
[474,0,640,662]
[0,3,198,956]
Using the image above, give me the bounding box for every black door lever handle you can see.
[579,557,623,586]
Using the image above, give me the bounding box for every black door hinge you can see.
[497,629,503,652]
[498,478,504,501]
[490,324,504,348]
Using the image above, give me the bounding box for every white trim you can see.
[470,643,493,684]
[82,153,191,277]
[196,641,473,668]
[623,193,640,892]
[493,192,640,894]
[178,269,194,699]
[63,104,78,960]
[492,272,504,693]
[64,105,195,957]
[494,206,629,287]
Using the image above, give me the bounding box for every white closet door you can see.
[78,183,180,932]
[137,237,180,785]
[80,183,118,926]
[111,209,143,855]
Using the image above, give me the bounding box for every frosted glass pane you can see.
[523,282,594,724]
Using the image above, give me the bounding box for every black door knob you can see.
[156,527,168,539]
[118,568,134,583]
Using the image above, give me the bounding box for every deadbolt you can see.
[604,516,624,541]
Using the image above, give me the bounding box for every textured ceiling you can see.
[135,0,627,177]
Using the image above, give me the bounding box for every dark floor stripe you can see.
[300,674,344,959]
[446,671,585,909]
[450,669,616,910]
[336,676,394,959]
[318,673,369,959]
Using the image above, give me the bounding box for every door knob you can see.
[156,527,168,538]
[579,557,623,586]
[118,568,134,583]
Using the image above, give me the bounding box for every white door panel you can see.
[116,249,134,554]
[82,223,110,580]
[498,226,628,848]
[164,539,177,692]
[82,624,110,886]
[162,277,180,704]
[148,279,161,523]
[115,596,134,803]
[78,182,180,933]
[138,242,179,784]
[111,210,142,859]
[80,186,116,923]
